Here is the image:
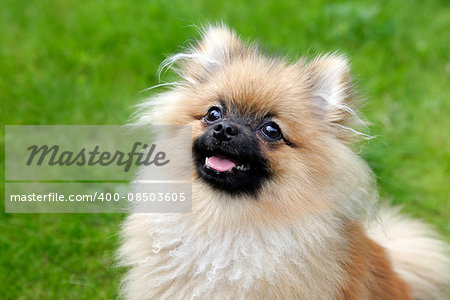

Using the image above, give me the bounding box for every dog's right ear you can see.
[164,25,245,83]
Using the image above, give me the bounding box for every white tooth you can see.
[205,157,209,165]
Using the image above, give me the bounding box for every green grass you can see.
[1,0,449,298]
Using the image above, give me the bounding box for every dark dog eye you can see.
[204,107,222,123]
[260,122,282,141]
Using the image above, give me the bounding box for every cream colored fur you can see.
[118,25,449,299]
[119,211,349,299]
[366,207,450,300]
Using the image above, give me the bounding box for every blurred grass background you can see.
[1,0,448,298]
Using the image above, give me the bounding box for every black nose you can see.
[213,122,238,140]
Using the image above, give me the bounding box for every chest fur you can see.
[120,214,350,300]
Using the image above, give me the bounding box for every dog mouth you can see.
[204,155,250,173]
[192,135,269,195]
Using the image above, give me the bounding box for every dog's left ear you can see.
[169,25,245,83]
[306,54,356,126]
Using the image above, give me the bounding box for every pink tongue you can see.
[207,156,236,172]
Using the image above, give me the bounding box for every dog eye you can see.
[204,107,222,123]
[260,122,282,141]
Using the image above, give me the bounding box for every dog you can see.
[118,25,449,299]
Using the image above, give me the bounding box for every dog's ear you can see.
[196,25,244,65]
[306,54,367,141]
[165,25,245,83]
[306,54,356,125]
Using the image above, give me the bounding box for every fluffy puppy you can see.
[118,25,449,299]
